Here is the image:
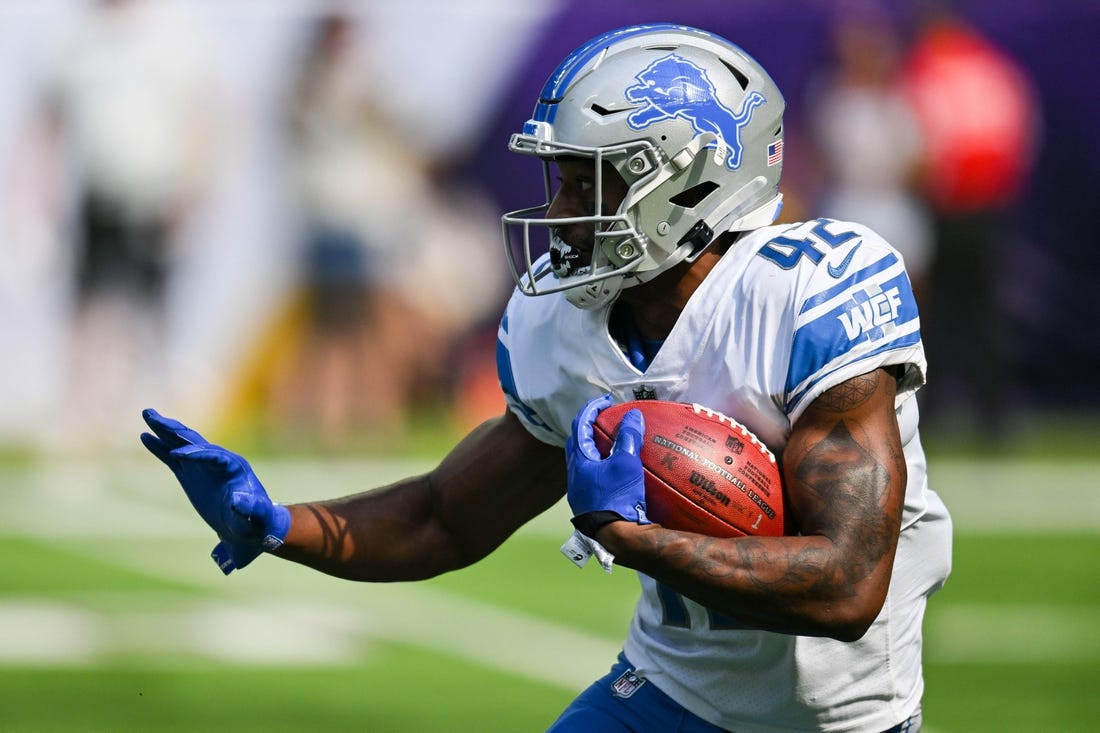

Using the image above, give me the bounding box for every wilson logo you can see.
[838,287,903,340]
[690,470,730,506]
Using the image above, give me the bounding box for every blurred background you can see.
[0,0,1096,456]
[0,1,1097,731]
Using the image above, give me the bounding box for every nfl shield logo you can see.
[611,668,647,698]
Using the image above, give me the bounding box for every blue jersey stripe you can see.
[496,335,517,399]
[799,252,899,315]
[787,270,920,396]
[496,313,515,397]
[496,319,550,429]
[787,331,922,412]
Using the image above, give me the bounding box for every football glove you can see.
[566,394,650,538]
[140,409,290,575]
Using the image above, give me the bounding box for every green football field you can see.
[1,447,1097,732]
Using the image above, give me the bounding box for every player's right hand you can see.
[140,409,290,575]
[566,394,649,538]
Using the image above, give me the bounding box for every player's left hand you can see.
[140,409,290,575]
[566,394,650,538]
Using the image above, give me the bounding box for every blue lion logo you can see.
[625,54,764,170]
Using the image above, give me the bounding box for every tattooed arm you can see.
[595,368,906,641]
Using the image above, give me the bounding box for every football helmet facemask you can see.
[502,23,786,309]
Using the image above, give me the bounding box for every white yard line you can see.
[925,459,1100,534]
[2,455,1098,538]
[0,455,1097,678]
[0,585,622,691]
[1,590,1092,671]
[926,604,1100,663]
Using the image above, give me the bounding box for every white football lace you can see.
[690,404,776,464]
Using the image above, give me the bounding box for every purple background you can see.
[457,0,1100,413]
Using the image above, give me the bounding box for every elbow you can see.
[828,618,874,643]
[820,593,886,642]
[816,541,897,641]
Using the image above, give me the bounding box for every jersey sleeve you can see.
[776,220,926,421]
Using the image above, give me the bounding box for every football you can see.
[593,400,784,538]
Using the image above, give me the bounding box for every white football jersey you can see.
[497,218,952,732]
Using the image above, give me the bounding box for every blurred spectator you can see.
[806,3,933,305]
[274,11,505,449]
[41,0,220,451]
[902,5,1040,439]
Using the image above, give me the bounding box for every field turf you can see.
[0,449,1096,732]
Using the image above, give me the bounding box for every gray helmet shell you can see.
[502,24,786,308]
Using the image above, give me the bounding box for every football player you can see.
[142,24,951,733]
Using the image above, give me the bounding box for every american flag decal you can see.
[767,140,783,167]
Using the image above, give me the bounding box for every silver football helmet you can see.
[502,24,786,309]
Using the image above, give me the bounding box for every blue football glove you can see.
[140,408,290,575]
[566,394,650,538]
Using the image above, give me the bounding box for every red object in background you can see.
[903,21,1039,212]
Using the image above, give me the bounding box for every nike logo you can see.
[827,242,861,278]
